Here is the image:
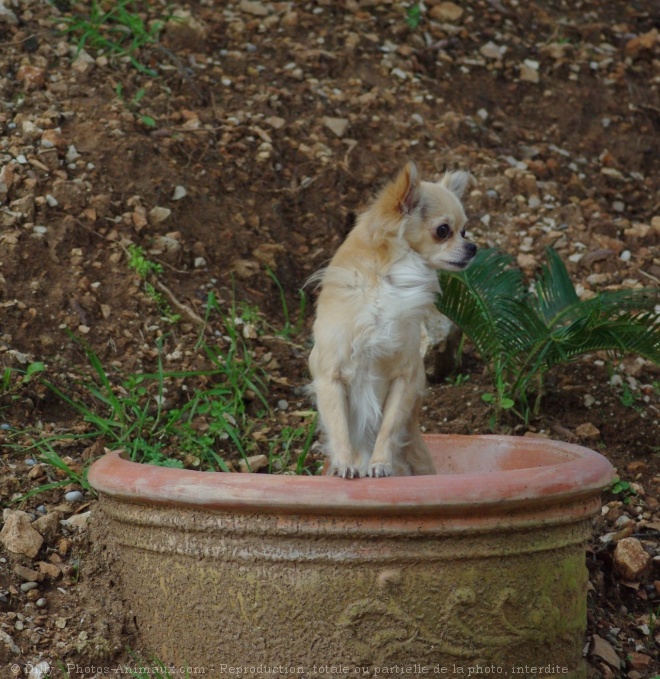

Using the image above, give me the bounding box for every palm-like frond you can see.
[543,310,660,365]
[437,248,527,363]
[437,246,660,420]
[530,247,579,324]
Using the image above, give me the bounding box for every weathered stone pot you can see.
[88,434,614,676]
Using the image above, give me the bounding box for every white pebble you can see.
[46,194,59,207]
[66,145,81,163]
[172,185,187,201]
[64,490,83,502]
[36,598,47,608]
[619,250,631,262]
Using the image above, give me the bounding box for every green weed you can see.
[406,3,423,29]
[445,373,470,386]
[267,414,317,474]
[267,267,307,339]
[608,477,637,504]
[41,325,267,471]
[8,439,95,505]
[127,244,181,323]
[55,0,170,76]
[115,83,157,128]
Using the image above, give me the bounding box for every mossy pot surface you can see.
[88,434,614,676]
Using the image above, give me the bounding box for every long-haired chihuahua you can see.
[308,162,476,478]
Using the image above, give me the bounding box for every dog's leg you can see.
[314,376,361,478]
[367,365,425,477]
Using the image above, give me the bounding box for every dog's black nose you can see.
[466,242,478,257]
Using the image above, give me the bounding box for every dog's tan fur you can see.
[308,162,476,478]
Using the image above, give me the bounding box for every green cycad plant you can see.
[437,247,660,423]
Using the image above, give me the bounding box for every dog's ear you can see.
[394,161,422,215]
[440,170,472,199]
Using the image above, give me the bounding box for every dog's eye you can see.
[435,223,451,240]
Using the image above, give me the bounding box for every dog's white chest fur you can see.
[354,251,439,360]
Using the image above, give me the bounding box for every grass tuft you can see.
[54,0,171,76]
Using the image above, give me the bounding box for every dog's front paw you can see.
[368,462,392,478]
[333,464,362,479]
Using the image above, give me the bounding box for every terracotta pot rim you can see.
[88,433,615,516]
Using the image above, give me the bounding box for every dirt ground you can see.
[1,0,659,676]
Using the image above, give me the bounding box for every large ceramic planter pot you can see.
[88,434,614,676]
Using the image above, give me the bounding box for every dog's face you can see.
[374,162,477,272]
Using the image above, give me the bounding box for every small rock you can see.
[575,422,600,440]
[624,223,651,240]
[32,511,61,542]
[16,64,46,90]
[0,510,44,558]
[581,248,615,267]
[591,634,620,669]
[172,185,187,201]
[11,194,35,220]
[277,399,289,411]
[540,42,572,60]
[480,42,506,60]
[64,490,83,502]
[162,10,208,52]
[239,0,270,16]
[232,259,260,279]
[14,564,41,582]
[238,454,269,473]
[323,117,349,138]
[66,145,81,163]
[152,234,181,263]
[516,253,538,270]
[20,581,39,593]
[651,215,660,233]
[36,598,47,608]
[613,537,652,581]
[264,116,286,130]
[149,206,172,224]
[242,323,258,339]
[41,128,65,149]
[194,256,207,268]
[72,49,95,73]
[628,652,652,670]
[429,2,464,23]
[37,561,61,579]
[63,511,90,532]
[626,460,648,474]
[281,11,298,28]
[0,1,18,23]
[519,60,540,83]
[625,28,658,59]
